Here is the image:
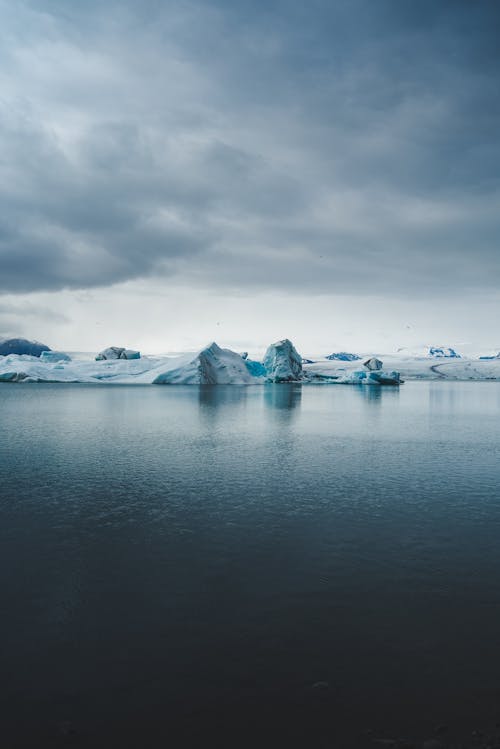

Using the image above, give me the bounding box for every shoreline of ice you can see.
[1,338,500,385]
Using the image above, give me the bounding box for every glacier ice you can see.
[96,347,124,360]
[153,342,259,385]
[96,347,140,361]
[40,351,72,363]
[0,337,51,357]
[339,369,402,386]
[263,339,303,382]
[4,337,500,385]
[244,359,267,378]
[363,357,383,371]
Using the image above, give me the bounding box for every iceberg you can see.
[96,347,141,361]
[244,359,267,378]
[11,336,500,386]
[0,337,51,357]
[40,351,72,363]
[263,339,303,382]
[364,357,383,371]
[153,342,259,385]
[339,370,402,386]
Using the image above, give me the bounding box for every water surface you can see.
[1,382,500,747]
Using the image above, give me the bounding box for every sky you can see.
[1,0,499,356]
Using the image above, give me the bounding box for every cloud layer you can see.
[1,0,500,297]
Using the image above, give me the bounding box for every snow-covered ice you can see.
[337,369,402,386]
[153,342,259,385]
[1,337,500,385]
[428,346,461,359]
[40,351,72,363]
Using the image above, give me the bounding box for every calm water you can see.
[1,382,500,747]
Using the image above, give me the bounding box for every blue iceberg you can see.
[263,339,303,382]
[40,351,72,363]
[244,359,267,377]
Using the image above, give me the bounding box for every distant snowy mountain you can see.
[0,337,51,357]
[395,345,462,359]
[428,346,461,359]
[325,352,361,361]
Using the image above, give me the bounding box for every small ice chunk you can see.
[96,346,124,361]
[96,347,141,360]
[121,349,141,360]
[364,357,383,371]
[40,351,72,363]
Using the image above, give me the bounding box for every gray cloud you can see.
[0,300,70,335]
[0,0,499,296]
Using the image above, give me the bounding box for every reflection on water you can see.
[198,384,249,409]
[264,383,302,411]
[1,381,500,748]
[360,384,383,402]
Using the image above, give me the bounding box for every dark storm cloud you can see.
[0,0,499,295]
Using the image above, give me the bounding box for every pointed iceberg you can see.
[153,342,259,385]
[263,339,303,382]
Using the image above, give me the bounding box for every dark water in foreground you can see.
[1,382,500,748]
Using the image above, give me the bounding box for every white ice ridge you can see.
[2,338,500,384]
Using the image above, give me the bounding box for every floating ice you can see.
[263,339,303,382]
[244,359,267,378]
[40,351,72,363]
[364,357,383,371]
[3,338,500,385]
[96,347,140,361]
[339,369,402,386]
[153,342,259,385]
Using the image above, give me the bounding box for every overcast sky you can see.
[1,0,499,355]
